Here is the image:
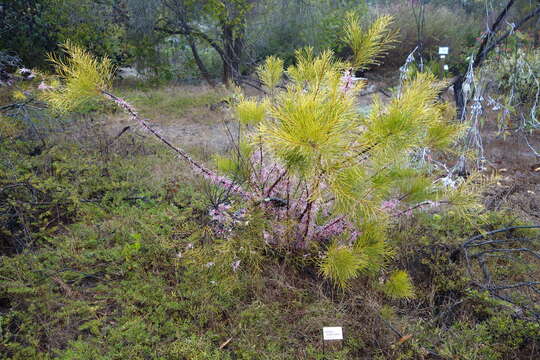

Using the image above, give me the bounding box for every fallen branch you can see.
[101,90,253,200]
[487,281,540,291]
[461,225,540,319]
[462,225,540,248]
[471,247,540,260]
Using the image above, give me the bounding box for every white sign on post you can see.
[438,46,449,55]
[323,327,343,340]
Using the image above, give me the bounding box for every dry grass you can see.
[117,84,229,125]
[104,84,237,156]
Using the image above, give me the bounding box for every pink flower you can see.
[340,70,355,93]
[314,216,349,240]
[263,231,273,244]
[38,81,53,91]
[381,199,401,216]
[381,199,399,210]
[340,69,365,94]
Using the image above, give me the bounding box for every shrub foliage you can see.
[38,14,481,291]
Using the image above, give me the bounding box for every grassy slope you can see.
[1,85,539,359]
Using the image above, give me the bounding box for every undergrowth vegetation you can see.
[2,67,539,360]
[37,15,488,294]
[1,114,538,358]
[1,3,540,359]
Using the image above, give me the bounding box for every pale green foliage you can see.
[344,13,398,70]
[383,270,415,299]
[442,173,491,222]
[233,14,472,288]
[43,41,114,113]
[320,244,366,289]
[365,73,460,159]
[379,304,396,321]
[286,48,345,89]
[487,48,540,126]
[213,140,253,182]
[257,56,284,90]
[261,60,357,175]
[325,72,462,222]
[236,97,267,125]
[355,232,395,273]
[213,154,238,176]
[321,229,395,287]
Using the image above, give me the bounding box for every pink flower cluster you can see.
[340,69,364,94]
[38,81,53,91]
[247,152,367,247]
[209,203,232,222]
[313,216,356,242]
[231,259,241,272]
[381,199,400,215]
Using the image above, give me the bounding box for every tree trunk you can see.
[534,17,540,47]
[453,75,465,120]
[222,25,234,84]
[186,35,215,87]
[221,24,243,85]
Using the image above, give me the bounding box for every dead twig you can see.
[461,225,540,319]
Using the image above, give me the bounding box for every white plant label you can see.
[439,46,449,55]
[443,64,449,71]
[323,327,343,340]
[440,55,446,59]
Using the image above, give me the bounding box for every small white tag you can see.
[440,55,446,59]
[443,64,449,71]
[323,327,343,340]
[439,46,449,55]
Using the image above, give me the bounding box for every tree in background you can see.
[0,0,59,68]
[129,0,366,86]
[247,0,368,65]
[128,0,257,85]
[0,0,128,68]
